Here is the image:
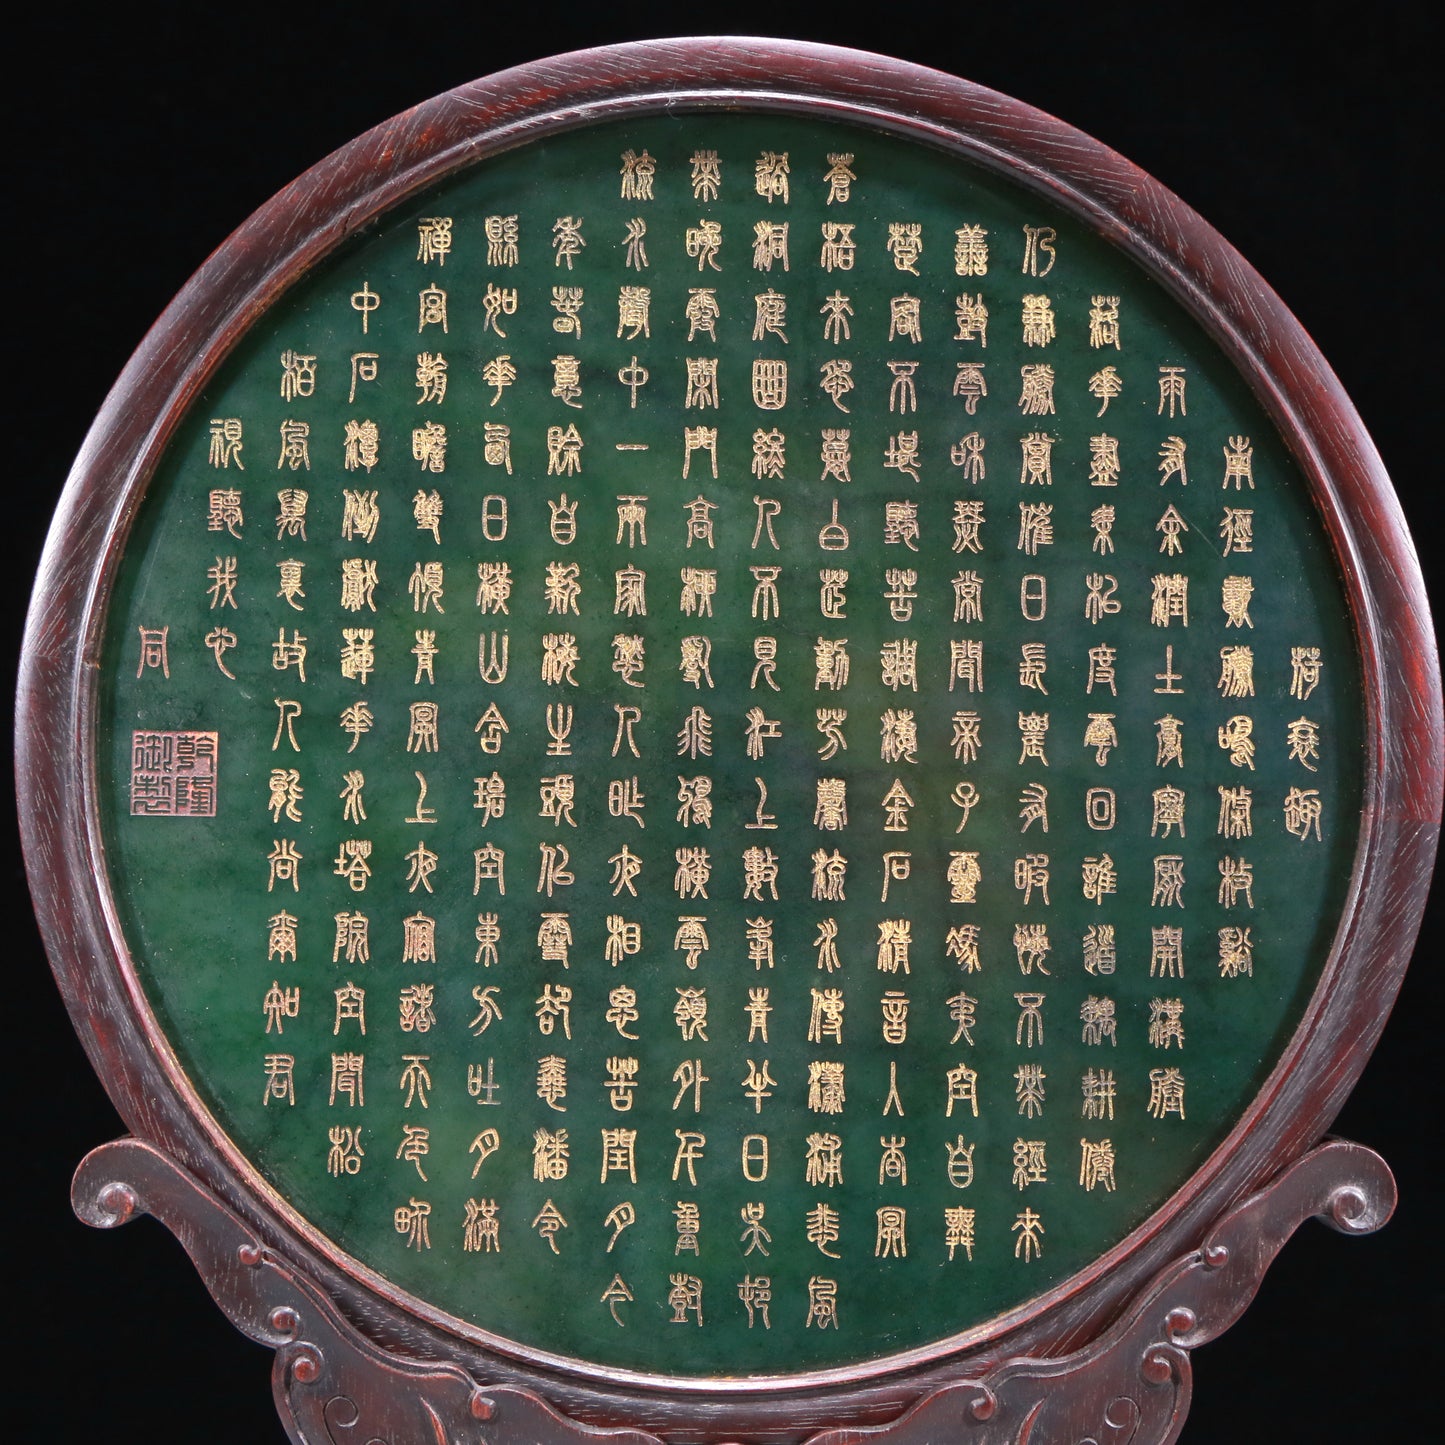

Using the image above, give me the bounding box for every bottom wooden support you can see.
[72,1137,1394,1445]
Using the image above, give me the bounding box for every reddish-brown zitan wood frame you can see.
[17,37,1441,1442]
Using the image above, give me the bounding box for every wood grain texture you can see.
[67,1134,1399,1445]
[11,7,1438,1442]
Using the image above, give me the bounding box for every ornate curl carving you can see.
[72,1139,665,1445]
[72,1137,1394,1445]
[798,1139,1395,1445]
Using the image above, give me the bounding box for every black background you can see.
[9,3,1439,1439]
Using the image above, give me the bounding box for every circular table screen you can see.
[96,111,1363,1376]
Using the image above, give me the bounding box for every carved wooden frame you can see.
[17,37,1441,1444]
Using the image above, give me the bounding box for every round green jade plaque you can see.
[95,111,1362,1377]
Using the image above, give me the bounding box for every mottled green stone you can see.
[97,112,1361,1376]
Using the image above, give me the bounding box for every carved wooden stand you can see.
[74,1134,1393,1445]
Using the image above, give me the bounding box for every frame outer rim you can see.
[16,35,1442,1431]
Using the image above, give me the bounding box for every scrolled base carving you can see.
[72,1139,663,1445]
[72,1137,1394,1445]
[800,1139,1396,1445]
